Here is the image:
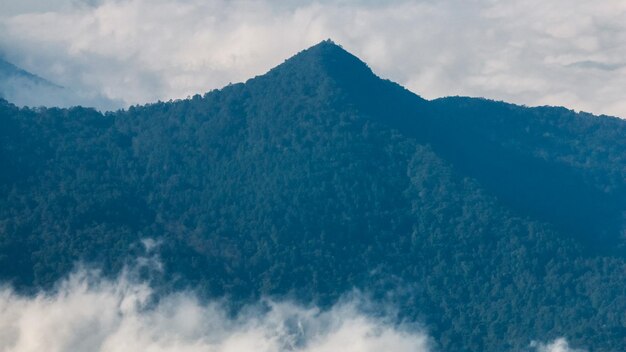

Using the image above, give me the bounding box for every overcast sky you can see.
[0,0,625,117]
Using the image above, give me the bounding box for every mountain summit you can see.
[264,40,379,83]
[0,42,624,352]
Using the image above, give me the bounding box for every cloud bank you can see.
[0,269,431,352]
[0,267,589,352]
[0,0,625,117]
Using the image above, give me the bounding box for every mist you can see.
[0,75,119,110]
[0,267,588,352]
[0,269,431,352]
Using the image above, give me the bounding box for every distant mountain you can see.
[0,41,624,351]
[0,57,119,110]
[0,58,61,87]
[0,58,68,107]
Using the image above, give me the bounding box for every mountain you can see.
[0,58,60,87]
[0,57,68,107]
[0,57,120,110]
[0,40,624,351]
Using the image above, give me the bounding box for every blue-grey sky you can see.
[1,0,625,117]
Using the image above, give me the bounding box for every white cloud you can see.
[531,338,587,352]
[0,269,431,352]
[0,0,624,117]
[0,267,592,352]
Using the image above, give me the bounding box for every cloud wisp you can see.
[531,338,588,352]
[0,0,625,117]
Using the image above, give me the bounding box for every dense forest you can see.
[1,41,624,351]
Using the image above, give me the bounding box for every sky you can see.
[0,0,625,117]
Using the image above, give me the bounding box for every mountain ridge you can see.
[0,58,62,88]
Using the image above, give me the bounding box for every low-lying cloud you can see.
[0,0,625,117]
[0,269,431,352]
[0,267,589,352]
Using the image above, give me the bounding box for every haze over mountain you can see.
[0,41,624,352]
[0,57,120,110]
[0,58,68,106]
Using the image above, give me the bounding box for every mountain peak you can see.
[260,39,376,85]
[244,39,424,120]
[293,39,371,72]
[304,39,349,57]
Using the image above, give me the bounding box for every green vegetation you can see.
[1,41,624,351]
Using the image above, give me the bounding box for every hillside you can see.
[0,41,624,351]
